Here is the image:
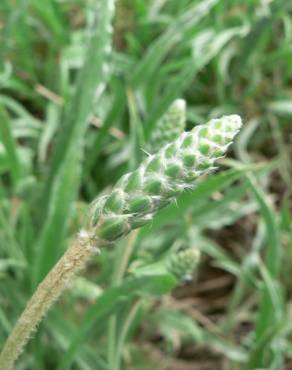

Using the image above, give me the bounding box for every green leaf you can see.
[131,0,219,87]
[144,26,247,138]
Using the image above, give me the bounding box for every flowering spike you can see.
[148,99,186,153]
[90,114,242,243]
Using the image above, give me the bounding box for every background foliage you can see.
[0,0,292,369]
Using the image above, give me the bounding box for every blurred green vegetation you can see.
[0,0,292,369]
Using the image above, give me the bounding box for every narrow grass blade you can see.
[0,105,21,188]
[246,174,284,367]
[33,0,116,286]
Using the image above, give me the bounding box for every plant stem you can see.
[114,299,142,370]
[0,233,97,370]
[115,231,139,284]
[108,230,138,370]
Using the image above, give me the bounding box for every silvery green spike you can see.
[90,114,242,243]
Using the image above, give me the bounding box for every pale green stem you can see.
[108,230,138,370]
[114,299,142,370]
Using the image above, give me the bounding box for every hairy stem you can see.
[0,234,97,370]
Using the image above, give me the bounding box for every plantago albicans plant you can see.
[0,114,242,370]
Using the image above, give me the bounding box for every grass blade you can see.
[33,0,116,285]
[0,105,21,188]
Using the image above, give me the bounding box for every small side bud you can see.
[167,248,200,282]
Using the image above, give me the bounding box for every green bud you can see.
[165,163,182,178]
[129,215,152,229]
[165,143,178,158]
[144,178,163,194]
[124,171,142,192]
[182,152,197,167]
[96,216,129,241]
[146,156,162,172]
[199,142,211,155]
[104,190,125,213]
[128,196,153,214]
[181,134,194,149]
